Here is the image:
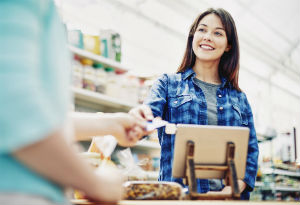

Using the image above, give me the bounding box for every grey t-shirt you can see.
[193,78,220,125]
[193,77,223,191]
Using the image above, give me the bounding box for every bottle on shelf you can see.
[71,56,83,88]
[94,63,107,94]
[81,58,96,91]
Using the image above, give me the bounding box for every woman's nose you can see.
[203,32,212,41]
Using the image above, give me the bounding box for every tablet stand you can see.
[185,140,240,200]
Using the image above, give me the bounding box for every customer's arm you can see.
[71,112,148,147]
[13,128,122,202]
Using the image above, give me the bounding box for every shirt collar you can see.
[182,67,195,80]
[181,67,229,88]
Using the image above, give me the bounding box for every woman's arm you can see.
[242,94,259,192]
[130,74,169,120]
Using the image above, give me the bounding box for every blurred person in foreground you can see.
[130,8,259,200]
[0,0,147,204]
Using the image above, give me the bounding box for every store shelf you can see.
[69,45,129,73]
[72,87,138,111]
[135,140,160,150]
[260,185,300,192]
[261,168,300,177]
[274,186,300,192]
[255,182,264,187]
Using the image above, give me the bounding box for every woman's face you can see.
[192,13,230,63]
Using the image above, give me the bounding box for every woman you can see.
[130,8,259,200]
[0,1,147,204]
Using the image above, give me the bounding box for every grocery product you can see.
[78,152,102,168]
[81,58,96,91]
[83,33,101,55]
[100,29,121,62]
[117,148,147,181]
[71,58,83,88]
[104,67,119,98]
[74,136,118,200]
[112,32,121,62]
[100,29,111,58]
[123,181,183,200]
[94,63,107,93]
[68,29,83,49]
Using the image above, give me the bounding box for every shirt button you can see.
[218,94,222,98]
[219,106,224,110]
[174,101,178,104]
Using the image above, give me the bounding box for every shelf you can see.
[255,182,264,187]
[261,168,300,177]
[260,185,300,192]
[135,140,160,150]
[274,186,300,192]
[72,87,138,112]
[69,45,129,73]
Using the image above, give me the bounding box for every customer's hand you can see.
[84,165,124,203]
[108,113,148,147]
[129,105,154,121]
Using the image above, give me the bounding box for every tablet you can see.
[172,124,249,179]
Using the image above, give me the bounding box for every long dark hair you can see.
[177,8,241,91]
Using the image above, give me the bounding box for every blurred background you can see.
[54,0,300,201]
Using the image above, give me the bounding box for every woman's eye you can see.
[215,32,223,36]
[198,28,205,32]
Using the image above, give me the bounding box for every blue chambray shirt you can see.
[145,67,259,200]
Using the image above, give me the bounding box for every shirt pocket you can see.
[168,95,192,123]
[232,104,248,126]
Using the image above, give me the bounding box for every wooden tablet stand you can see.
[185,140,240,200]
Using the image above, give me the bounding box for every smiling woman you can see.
[129,8,258,200]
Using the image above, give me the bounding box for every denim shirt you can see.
[144,68,259,199]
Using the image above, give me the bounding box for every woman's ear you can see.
[225,45,231,52]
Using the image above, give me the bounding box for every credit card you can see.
[146,119,168,131]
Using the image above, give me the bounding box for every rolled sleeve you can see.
[242,94,259,191]
[144,74,168,118]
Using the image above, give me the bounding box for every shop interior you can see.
[54,0,300,202]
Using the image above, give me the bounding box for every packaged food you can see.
[78,152,102,168]
[117,148,147,181]
[71,58,83,88]
[81,58,96,91]
[74,136,118,200]
[94,63,107,93]
[67,28,84,49]
[123,181,183,200]
[100,29,121,62]
[83,33,101,55]
[112,32,121,62]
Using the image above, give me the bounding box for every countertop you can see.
[71,200,299,205]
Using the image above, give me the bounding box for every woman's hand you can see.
[106,112,149,147]
[207,179,246,196]
[129,105,154,121]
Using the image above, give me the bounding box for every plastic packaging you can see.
[117,148,147,181]
[78,152,102,168]
[123,181,183,200]
[74,136,118,200]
